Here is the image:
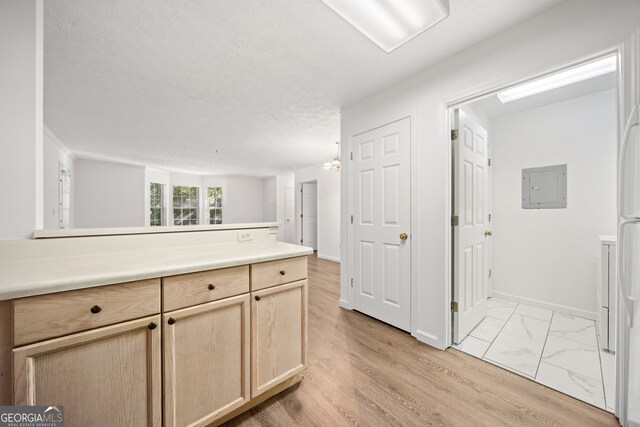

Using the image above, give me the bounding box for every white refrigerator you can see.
[618,28,640,427]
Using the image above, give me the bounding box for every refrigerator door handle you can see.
[618,104,639,220]
[618,218,638,327]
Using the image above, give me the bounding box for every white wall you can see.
[490,89,617,318]
[0,0,43,239]
[74,159,146,228]
[43,126,75,229]
[341,0,640,349]
[221,176,265,224]
[294,166,341,262]
[263,177,277,222]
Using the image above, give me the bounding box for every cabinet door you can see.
[252,280,307,397]
[13,315,161,427]
[164,294,250,427]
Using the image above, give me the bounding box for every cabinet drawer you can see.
[250,256,307,291]
[13,279,160,346]
[163,265,249,311]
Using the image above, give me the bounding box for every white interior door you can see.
[352,117,411,332]
[301,182,317,250]
[285,186,296,244]
[453,109,490,344]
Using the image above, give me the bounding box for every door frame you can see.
[443,45,625,414]
[345,114,418,335]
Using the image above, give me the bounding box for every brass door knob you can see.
[485,231,492,237]
[399,233,408,240]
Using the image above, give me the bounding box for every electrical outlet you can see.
[237,231,254,242]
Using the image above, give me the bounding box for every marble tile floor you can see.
[453,298,615,412]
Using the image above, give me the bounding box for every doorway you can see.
[300,181,318,250]
[450,54,619,411]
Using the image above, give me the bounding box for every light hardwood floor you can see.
[224,254,618,426]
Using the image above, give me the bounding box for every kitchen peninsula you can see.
[0,223,312,426]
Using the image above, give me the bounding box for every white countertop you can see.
[0,240,312,301]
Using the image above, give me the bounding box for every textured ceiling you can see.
[44,0,565,175]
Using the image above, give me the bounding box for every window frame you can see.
[207,186,223,224]
[149,182,166,226]
[172,185,200,226]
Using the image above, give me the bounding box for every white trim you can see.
[44,125,76,160]
[492,291,597,320]
[317,253,340,263]
[338,298,350,309]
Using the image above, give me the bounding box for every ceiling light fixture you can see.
[320,0,449,53]
[323,142,341,171]
[497,55,617,103]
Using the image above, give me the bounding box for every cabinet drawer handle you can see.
[280,270,286,276]
[255,295,261,301]
[148,322,158,330]
[167,317,176,325]
[90,304,102,314]
[208,283,216,290]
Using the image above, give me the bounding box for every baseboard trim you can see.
[338,298,351,309]
[492,291,597,320]
[317,254,340,263]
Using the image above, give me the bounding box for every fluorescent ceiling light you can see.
[497,56,617,103]
[320,0,449,53]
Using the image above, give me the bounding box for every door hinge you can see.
[488,158,492,166]
[350,152,353,161]
[451,129,458,140]
[451,215,459,226]
[350,278,354,287]
[350,215,353,224]
[301,239,303,244]
[300,214,303,218]
[488,213,492,222]
[451,301,458,312]
[489,269,492,278]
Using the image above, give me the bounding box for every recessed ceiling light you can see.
[497,55,617,103]
[320,0,450,53]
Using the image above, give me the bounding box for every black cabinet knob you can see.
[167,317,176,325]
[255,295,261,301]
[208,283,216,290]
[148,322,157,330]
[90,304,102,314]
[280,270,286,276]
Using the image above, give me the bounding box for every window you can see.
[173,186,199,225]
[208,187,223,224]
[149,182,165,226]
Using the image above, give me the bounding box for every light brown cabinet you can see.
[251,280,308,397]
[163,294,250,427]
[13,315,162,427]
[3,255,308,426]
